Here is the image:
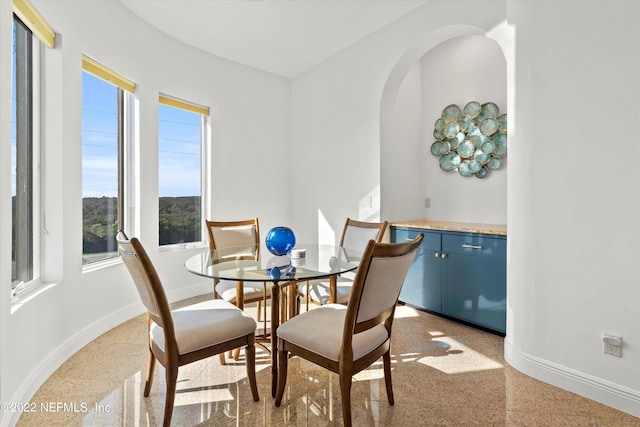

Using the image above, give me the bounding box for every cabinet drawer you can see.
[392,227,440,251]
[442,233,505,258]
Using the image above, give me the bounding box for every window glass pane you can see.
[12,17,34,288]
[158,104,202,245]
[82,71,119,264]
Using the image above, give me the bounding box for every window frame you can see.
[80,59,135,268]
[157,95,209,249]
[11,14,43,297]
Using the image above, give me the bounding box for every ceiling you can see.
[119,0,427,78]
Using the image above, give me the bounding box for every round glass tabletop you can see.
[185,243,361,282]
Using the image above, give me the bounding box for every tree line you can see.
[82,196,201,254]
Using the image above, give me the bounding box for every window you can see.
[11,0,54,295]
[12,16,35,289]
[81,56,135,264]
[158,96,208,246]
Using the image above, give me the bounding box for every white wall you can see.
[380,34,507,225]
[292,0,639,418]
[421,35,507,224]
[379,60,424,223]
[0,2,291,424]
[291,1,506,243]
[2,0,639,423]
[505,0,640,415]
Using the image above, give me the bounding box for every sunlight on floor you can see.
[16,300,637,427]
[395,304,503,374]
[174,387,235,407]
[393,304,420,318]
[417,334,503,374]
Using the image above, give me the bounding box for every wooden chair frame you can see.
[117,232,259,427]
[300,218,389,309]
[205,218,269,359]
[275,234,423,427]
[205,219,267,306]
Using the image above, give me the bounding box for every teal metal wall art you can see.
[431,102,507,178]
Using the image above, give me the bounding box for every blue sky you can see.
[81,72,119,198]
[12,41,201,200]
[157,104,201,198]
[81,71,201,198]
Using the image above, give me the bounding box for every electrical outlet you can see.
[603,334,622,357]
[604,343,622,357]
[424,197,431,208]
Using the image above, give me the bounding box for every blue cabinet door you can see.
[392,228,442,312]
[391,226,506,334]
[440,233,507,333]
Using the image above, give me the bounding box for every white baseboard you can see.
[504,340,640,418]
[2,281,212,427]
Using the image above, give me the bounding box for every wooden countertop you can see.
[391,220,507,236]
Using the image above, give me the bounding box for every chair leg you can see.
[144,349,156,397]
[245,344,259,401]
[233,347,241,360]
[163,365,178,427]
[274,348,288,406]
[215,284,229,368]
[339,371,353,427]
[260,284,268,338]
[383,350,394,405]
[262,295,268,340]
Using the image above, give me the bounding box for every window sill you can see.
[159,242,207,253]
[82,256,122,274]
[11,280,58,314]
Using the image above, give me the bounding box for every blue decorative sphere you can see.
[265,226,296,256]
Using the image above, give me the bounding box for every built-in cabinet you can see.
[391,222,507,334]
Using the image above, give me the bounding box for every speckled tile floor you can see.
[16,296,640,426]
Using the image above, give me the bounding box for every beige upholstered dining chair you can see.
[205,219,267,306]
[298,218,388,308]
[116,232,259,427]
[206,218,269,362]
[275,234,423,427]
[206,219,269,314]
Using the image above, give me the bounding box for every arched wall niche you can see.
[380,25,508,225]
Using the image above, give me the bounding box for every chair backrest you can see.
[340,218,388,251]
[339,218,388,264]
[205,219,260,262]
[116,232,175,340]
[343,234,423,343]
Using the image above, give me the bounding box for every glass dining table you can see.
[185,243,362,397]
